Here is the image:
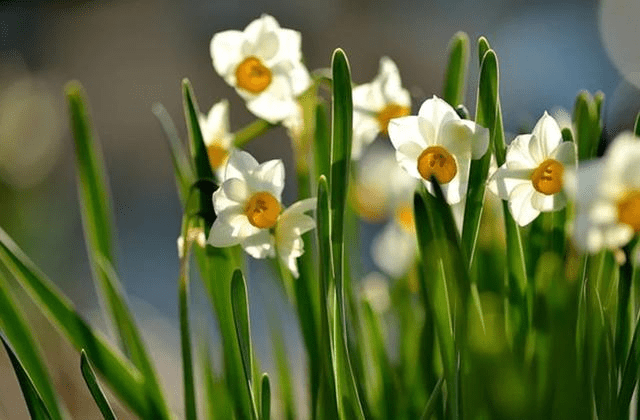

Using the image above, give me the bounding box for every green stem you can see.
[233,119,276,148]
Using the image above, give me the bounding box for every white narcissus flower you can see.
[352,57,412,159]
[210,14,311,124]
[571,132,640,253]
[489,112,577,226]
[207,150,316,277]
[388,95,490,205]
[371,203,418,279]
[199,99,234,179]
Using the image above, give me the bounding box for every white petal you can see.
[508,183,540,226]
[488,166,534,201]
[388,116,429,150]
[353,83,385,114]
[589,200,618,224]
[210,30,245,78]
[505,134,537,169]
[438,119,488,160]
[225,150,259,182]
[530,111,563,160]
[352,113,380,159]
[242,15,280,60]
[245,75,299,123]
[286,62,312,96]
[222,178,250,203]
[395,142,424,180]
[550,141,577,167]
[371,222,417,279]
[208,217,244,248]
[379,57,411,106]
[249,159,285,200]
[274,28,303,63]
[531,190,567,212]
[212,184,243,214]
[283,197,317,215]
[603,223,634,249]
[418,95,459,137]
[242,229,276,258]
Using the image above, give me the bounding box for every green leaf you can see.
[419,377,444,420]
[268,316,295,420]
[0,227,158,419]
[1,335,53,420]
[462,46,499,272]
[634,111,640,137]
[152,102,195,208]
[231,269,259,420]
[314,102,331,181]
[573,91,602,160]
[0,273,66,420]
[260,374,271,420]
[182,79,216,230]
[178,218,197,420]
[233,119,276,148]
[477,36,491,65]
[329,48,367,420]
[66,82,169,418]
[442,31,469,107]
[80,350,117,420]
[316,176,339,418]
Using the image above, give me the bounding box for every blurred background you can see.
[0,0,639,418]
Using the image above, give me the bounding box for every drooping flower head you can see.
[388,95,489,205]
[489,112,577,226]
[207,150,315,277]
[210,14,311,124]
[572,132,640,252]
[199,99,234,179]
[352,57,412,159]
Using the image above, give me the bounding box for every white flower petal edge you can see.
[489,112,576,226]
[210,14,311,123]
[276,198,317,278]
[352,56,411,159]
[371,222,417,279]
[572,132,640,253]
[388,95,489,205]
[199,100,234,179]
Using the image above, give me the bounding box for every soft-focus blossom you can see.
[210,14,311,124]
[352,143,417,222]
[207,150,315,277]
[360,272,391,313]
[371,203,418,279]
[388,95,489,205]
[199,100,234,179]
[571,132,640,252]
[489,112,577,226]
[352,57,411,159]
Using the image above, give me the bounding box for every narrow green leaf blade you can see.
[419,377,444,420]
[573,91,601,160]
[260,374,271,420]
[152,102,195,207]
[66,82,168,418]
[0,227,155,419]
[634,111,640,137]
[1,335,53,420]
[443,31,470,107]
[477,37,491,65]
[0,273,66,420]
[80,350,117,420]
[182,79,216,230]
[231,269,259,420]
[314,102,331,181]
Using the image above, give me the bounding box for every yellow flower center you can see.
[235,56,272,94]
[395,205,415,233]
[376,103,411,135]
[417,145,457,184]
[207,144,229,170]
[531,159,564,195]
[244,191,281,229]
[617,190,640,233]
